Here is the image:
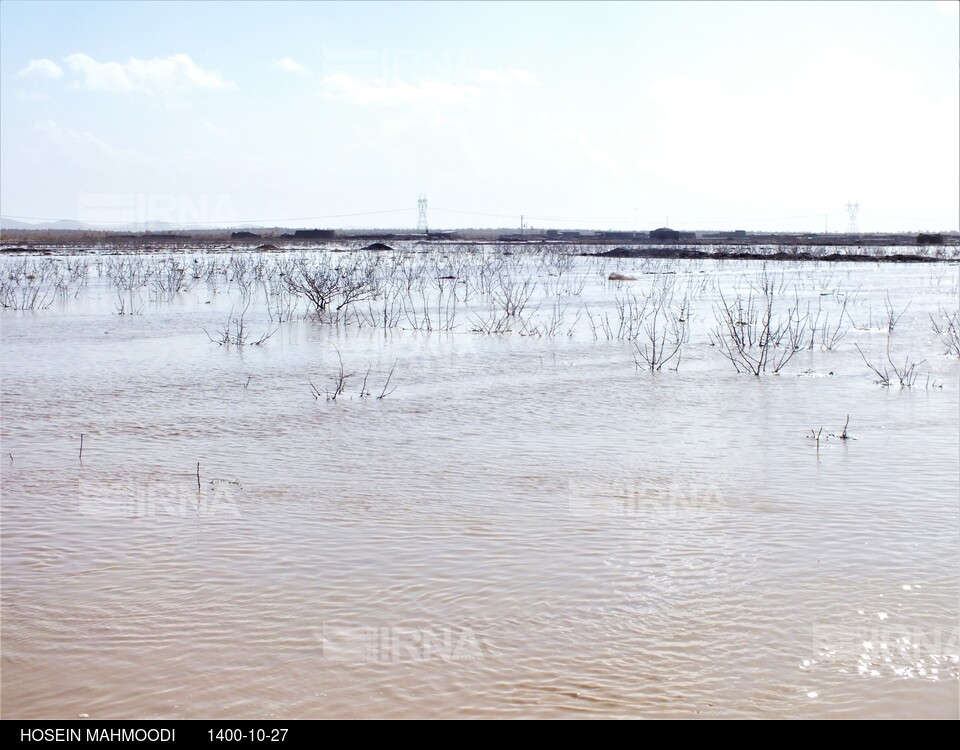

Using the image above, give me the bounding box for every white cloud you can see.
[320,67,538,109]
[18,92,50,103]
[473,68,538,87]
[322,73,481,107]
[63,53,236,96]
[18,58,64,80]
[201,119,228,137]
[274,57,308,76]
[35,119,118,155]
[33,119,159,171]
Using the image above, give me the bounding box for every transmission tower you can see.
[417,195,428,233]
[846,200,860,234]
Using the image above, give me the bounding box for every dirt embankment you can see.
[589,247,955,263]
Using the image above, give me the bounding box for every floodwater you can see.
[1,245,958,719]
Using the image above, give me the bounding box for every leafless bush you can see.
[855,341,924,388]
[470,307,515,334]
[400,285,459,331]
[805,289,857,351]
[106,256,153,290]
[491,273,538,317]
[67,259,89,285]
[470,271,539,334]
[710,285,805,376]
[523,301,578,338]
[359,294,404,329]
[0,259,59,310]
[228,254,254,296]
[205,305,276,347]
[633,293,690,372]
[930,306,960,356]
[263,281,299,323]
[311,353,397,401]
[378,359,398,399]
[284,255,381,320]
[321,348,353,401]
[837,415,851,440]
[151,259,190,300]
[883,291,910,333]
[583,289,651,341]
[808,426,824,451]
[357,365,373,397]
[613,291,650,341]
[115,287,144,315]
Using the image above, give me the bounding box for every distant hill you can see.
[0,218,85,231]
[0,217,267,232]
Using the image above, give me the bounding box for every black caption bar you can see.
[7,723,297,743]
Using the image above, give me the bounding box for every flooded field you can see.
[1,244,958,719]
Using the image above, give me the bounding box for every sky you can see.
[1,0,958,232]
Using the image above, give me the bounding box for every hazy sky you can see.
[1,0,958,232]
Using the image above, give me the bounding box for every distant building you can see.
[293,229,337,240]
[650,227,680,241]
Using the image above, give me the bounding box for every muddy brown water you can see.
[1,249,957,718]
